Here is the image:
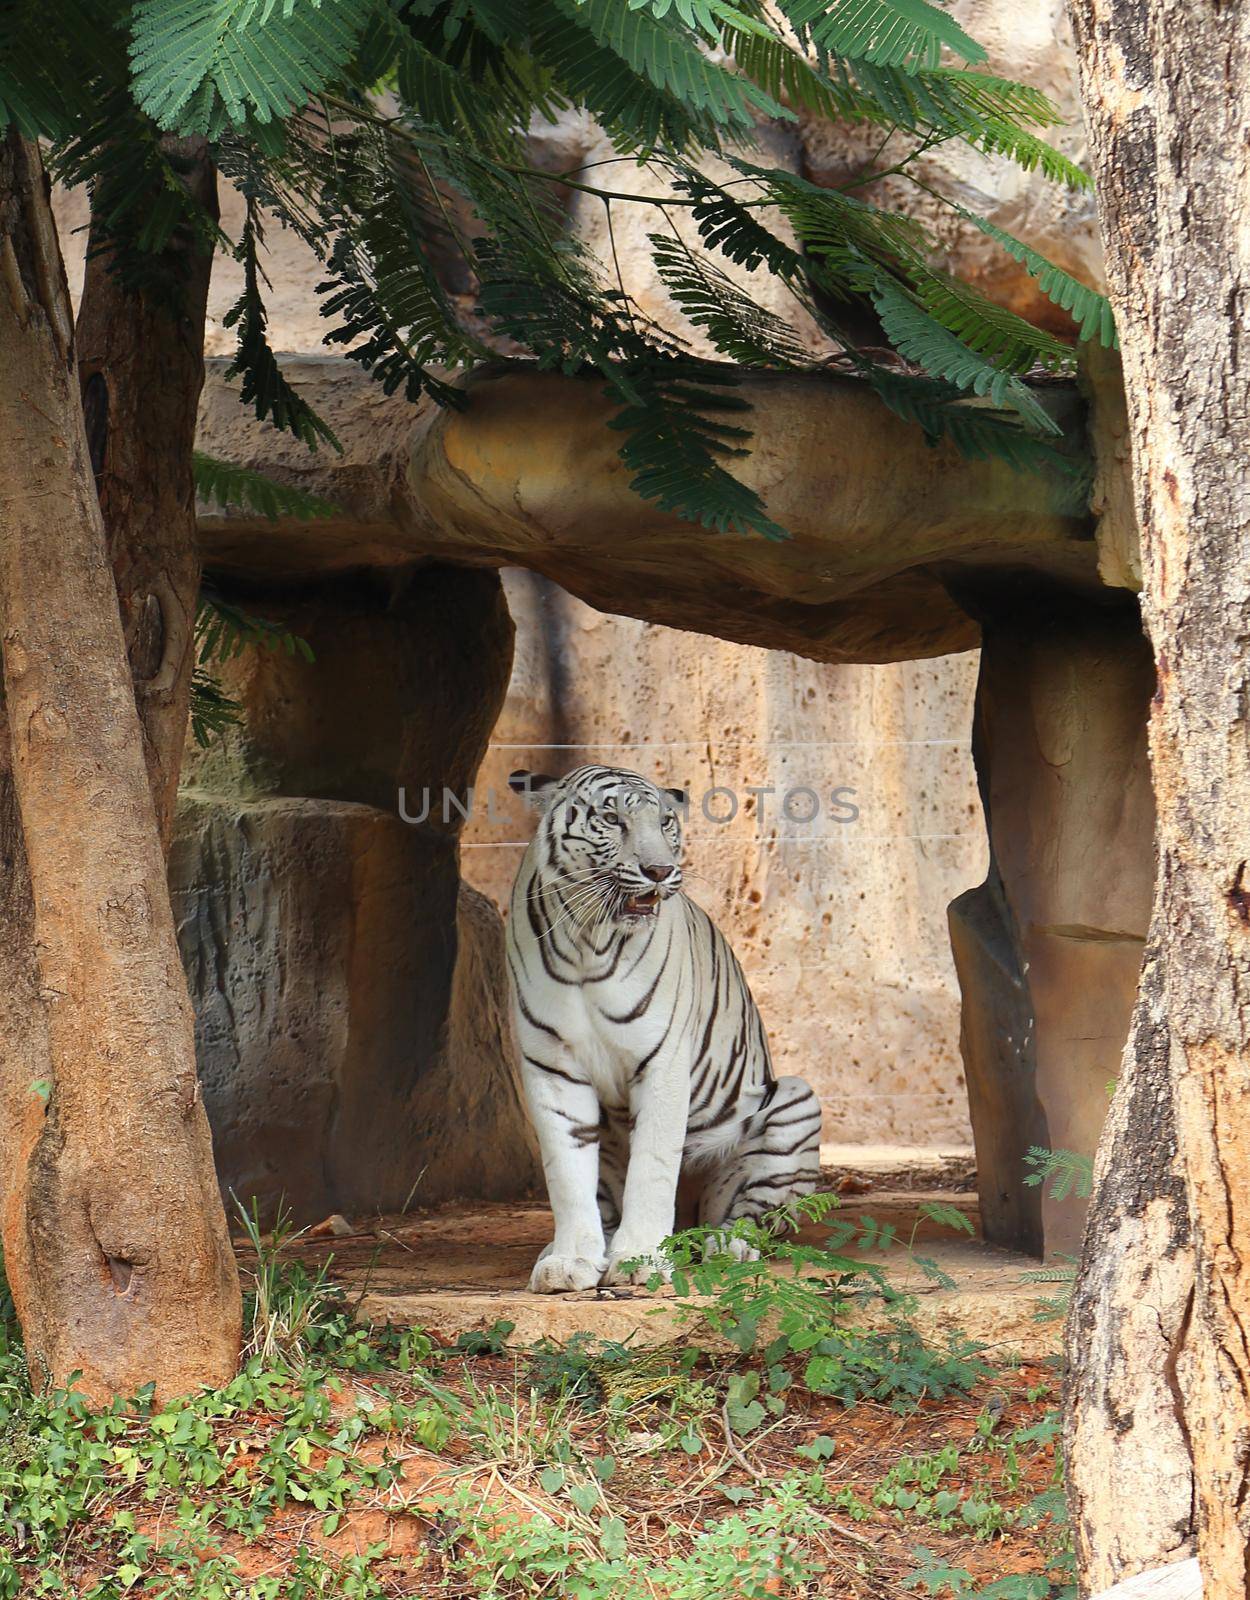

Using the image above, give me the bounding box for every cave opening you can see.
[173,546,1152,1345]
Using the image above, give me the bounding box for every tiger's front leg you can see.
[602,1055,691,1286]
[520,1056,608,1293]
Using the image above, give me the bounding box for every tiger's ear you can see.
[510,770,560,810]
[665,786,688,810]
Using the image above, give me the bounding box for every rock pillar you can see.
[169,565,539,1222]
[950,598,1155,1256]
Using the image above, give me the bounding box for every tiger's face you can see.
[511,765,687,923]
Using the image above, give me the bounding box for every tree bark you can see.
[1066,922,1196,1591]
[76,137,216,848]
[0,697,53,1349]
[0,130,240,1398]
[1068,1,1250,1593]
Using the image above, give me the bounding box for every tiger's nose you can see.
[641,863,673,883]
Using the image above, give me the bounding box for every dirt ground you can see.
[28,1164,1069,1597]
[262,1164,1055,1363]
[82,1344,1068,1597]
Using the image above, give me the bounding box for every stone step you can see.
[255,1187,1057,1362]
[820,1142,977,1193]
[353,1235,1051,1361]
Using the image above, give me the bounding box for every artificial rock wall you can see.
[463,572,986,1150]
[53,0,1148,1245]
[170,568,540,1221]
[950,597,1154,1255]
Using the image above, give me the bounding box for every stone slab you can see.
[266,1186,1056,1363]
[354,1236,1056,1362]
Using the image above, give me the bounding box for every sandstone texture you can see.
[463,570,986,1148]
[197,357,1094,666]
[950,601,1154,1254]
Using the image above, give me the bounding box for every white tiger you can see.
[505,764,822,1294]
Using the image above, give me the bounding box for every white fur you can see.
[505,767,821,1293]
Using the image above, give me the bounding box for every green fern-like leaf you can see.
[223,205,341,449]
[478,218,790,538]
[608,366,789,539]
[676,166,811,282]
[626,0,777,41]
[189,665,244,747]
[354,2,543,150]
[783,0,987,72]
[956,211,1116,345]
[317,156,487,403]
[870,278,1061,434]
[1020,1265,1078,1286]
[193,452,339,519]
[850,62,1057,129]
[719,18,864,123]
[526,2,716,149]
[847,64,1090,188]
[868,371,1088,494]
[745,160,933,269]
[543,0,783,134]
[191,591,315,750]
[1023,1146,1094,1202]
[197,592,316,665]
[130,0,368,135]
[717,7,1084,191]
[649,233,813,366]
[909,266,1077,375]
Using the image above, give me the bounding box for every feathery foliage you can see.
[786,0,987,73]
[223,204,342,449]
[956,210,1117,346]
[196,592,315,667]
[191,589,314,746]
[1,0,1113,540]
[188,666,244,746]
[130,0,365,135]
[192,450,339,520]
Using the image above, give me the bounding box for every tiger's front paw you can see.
[602,1243,672,1287]
[530,1251,606,1293]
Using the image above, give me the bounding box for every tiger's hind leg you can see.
[698,1076,822,1245]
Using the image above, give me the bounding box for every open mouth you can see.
[621,889,662,917]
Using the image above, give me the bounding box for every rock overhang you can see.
[196,356,1121,666]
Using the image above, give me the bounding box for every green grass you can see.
[0,1195,1074,1599]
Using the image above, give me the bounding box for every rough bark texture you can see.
[1066,923,1196,1591]
[1068,0,1250,1592]
[75,139,216,848]
[0,696,53,1348]
[0,131,240,1397]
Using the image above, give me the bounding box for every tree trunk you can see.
[0,130,240,1398]
[1065,922,1196,1591]
[0,697,53,1347]
[1068,1,1250,1593]
[76,137,216,848]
